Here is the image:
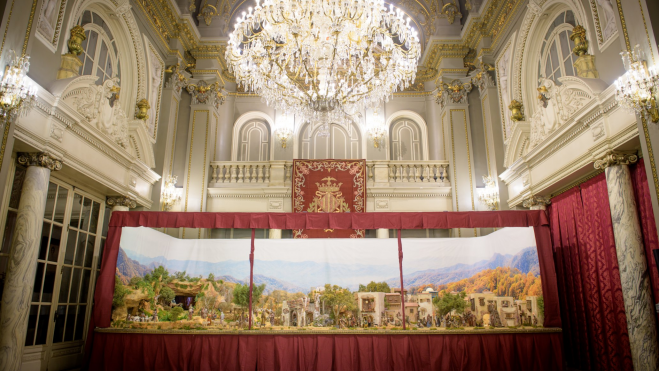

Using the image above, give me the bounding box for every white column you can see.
[269,229,282,239]
[0,153,62,371]
[106,196,136,219]
[376,229,389,238]
[595,152,659,370]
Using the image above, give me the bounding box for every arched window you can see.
[537,11,577,82]
[390,120,422,161]
[238,120,270,161]
[78,11,121,86]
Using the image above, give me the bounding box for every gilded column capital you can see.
[594,152,638,170]
[106,196,137,209]
[186,80,227,109]
[522,194,551,209]
[17,152,63,171]
[434,79,472,108]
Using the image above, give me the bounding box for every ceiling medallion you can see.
[226,0,421,133]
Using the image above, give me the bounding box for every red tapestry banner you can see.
[292,159,366,238]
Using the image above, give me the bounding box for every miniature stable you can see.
[88,211,564,370]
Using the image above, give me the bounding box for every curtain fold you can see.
[549,174,633,371]
[90,332,564,371]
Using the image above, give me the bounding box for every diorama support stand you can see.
[248,228,255,330]
[397,229,406,330]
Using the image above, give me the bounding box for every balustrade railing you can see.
[209,160,449,187]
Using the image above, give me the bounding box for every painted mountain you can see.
[118,248,307,294]
[388,246,540,288]
[122,248,396,292]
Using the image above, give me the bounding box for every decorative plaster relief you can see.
[589,0,618,50]
[37,0,67,51]
[591,121,605,141]
[268,200,283,210]
[375,199,389,210]
[69,77,130,149]
[529,77,592,149]
[145,38,164,142]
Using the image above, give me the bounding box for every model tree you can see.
[358,281,391,293]
[433,291,467,317]
[322,284,356,325]
[159,286,175,306]
[232,283,266,317]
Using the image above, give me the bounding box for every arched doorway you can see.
[299,122,361,159]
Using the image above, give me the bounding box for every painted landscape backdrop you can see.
[117,227,541,300]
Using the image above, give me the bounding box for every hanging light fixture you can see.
[478,175,499,211]
[615,44,659,123]
[162,175,181,211]
[226,0,421,129]
[0,50,37,120]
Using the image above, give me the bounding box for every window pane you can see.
[59,266,72,302]
[545,57,552,78]
[90,201,101,234]
[64,305,76,342]
[96,68,104,83]
[81,198,92,231]
[566,11,575,26]
[41,263,57,303]
[38,222,50,260]
[75,233,87,266]
[99,42,108,72]
[97,238,105,268]
[44,182,57,220]
[9,166,26,209]
[83,56,94,76]
[564,58,575,77]
[106,57,113,78]
[64,229,77,264]
[54,187,68,224]
[1,210,16,254]
[84,235,95,268]
[75,305,87,340]
[70,193,83,228]
[86,30,98,58]
[53,305,66,343]
[102,207,111,237]
[69,268,81,303]
[48,225,62,263]
[560,31,571,60]
[81,11,92,26]
[32,262,44,302]
[79,270,91,303]
[35,305,50,345]
[24,305,38,346]
[550,42,559,71]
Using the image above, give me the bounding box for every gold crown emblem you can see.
[316,177,342,192]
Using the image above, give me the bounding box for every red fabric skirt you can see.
[89,331,564,371]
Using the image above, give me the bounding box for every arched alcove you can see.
[385,111,429,160]
[298,122,361,159]
[232,112,275,161]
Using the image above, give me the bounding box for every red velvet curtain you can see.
[630,158,659,322]
[90,332,564,371]
[549,174,633,371]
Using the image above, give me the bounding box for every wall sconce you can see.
[367,120,387,148]
[162,175,181,211]
[616,44,659,123]
[478,175,499,211]
[0,50,37,120]
[276,126,293,148]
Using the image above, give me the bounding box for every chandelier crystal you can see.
[226,0,421,128]
[0,50,37,120]
[615,44,659,123]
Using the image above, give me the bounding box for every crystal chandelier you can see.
[615,44,659,123]
[226,0,421,128]
[478,175,499,211]
[161,176,181,211]
[0,50,37,120]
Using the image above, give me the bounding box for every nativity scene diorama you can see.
[110,227,545,332]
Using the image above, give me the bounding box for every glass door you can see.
[46,189,105,371]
